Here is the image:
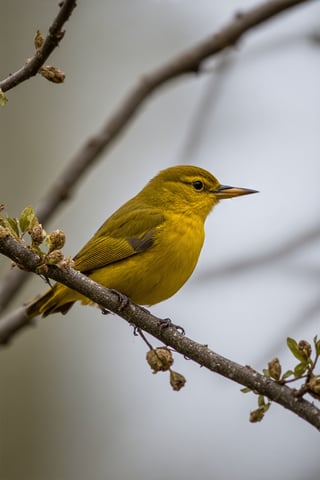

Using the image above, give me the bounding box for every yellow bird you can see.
[27,165,257,318]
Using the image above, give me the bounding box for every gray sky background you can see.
[1,1,320,479]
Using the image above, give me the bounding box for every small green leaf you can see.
[44,235,51,249]
[281,370,294,380]
[19,205,37,233]
[241,387,252,393]
[258,395,266,408]
[263,368,270,377]
[6,217,20,237]
[287,337,307,362]
[294,362,307,378]
[32,244,45,256]
[0,88,8,106]
[263,402,271,413]
[314,336,320,356]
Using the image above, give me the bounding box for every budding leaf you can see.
[34,30,44,49]
[250,407,265,423]
[287,337,307,363]
[268,357,281,381]
[6,217,20,237]
[314,336,320,356]
[281,370,294,380]
[241,387,252,393]
[294,362,307,378]
[19,205,37,234]
[0,89,8,106]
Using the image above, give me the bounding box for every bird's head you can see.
[142,165,258,220]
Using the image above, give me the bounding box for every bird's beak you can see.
[214,184,259,199]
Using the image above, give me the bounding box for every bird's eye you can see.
[192,180,204,191]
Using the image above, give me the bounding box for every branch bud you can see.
[268,357,281,381]
[146,347,173,373]
[46,250,64,265]
[169,370,186,391]
[47,229,65,252]
[307,375,320,397]
[30,224,46,246]
[249,407,265,423]
[39,66,65,83]
[298,340,312,360]
[34,30,44,49]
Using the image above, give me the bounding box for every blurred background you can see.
[1,1,320,479]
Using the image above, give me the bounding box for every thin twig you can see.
[0,232,319,430]
[0,0,77,92]
[199,223,320,281]
[0,0,315,313]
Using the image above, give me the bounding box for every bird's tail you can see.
[26,283,75,318]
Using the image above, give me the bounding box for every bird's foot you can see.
[99,290,129,314]
[100,308,111,315]
[157,317,185,335]
[110,289,130,311]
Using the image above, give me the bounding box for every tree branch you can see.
[0,0,316,314]
[0,232,320,430]
[0,0,77,92]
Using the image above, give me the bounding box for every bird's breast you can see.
[154,213,204,268]
[142,212,205,302]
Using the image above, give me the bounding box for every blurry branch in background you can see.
[1,232,320,431]
[176,55,235,165]
[0,0,76,94]
[0,0,316,314]
[199,223,320,280]
[199,222,320,346]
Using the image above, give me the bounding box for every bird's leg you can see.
[134,305,185,335]
[157,318,185,335]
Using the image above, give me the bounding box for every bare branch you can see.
[0,0,77,92]
[0,231,320,430]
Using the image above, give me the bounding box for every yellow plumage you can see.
[27,165,257,318]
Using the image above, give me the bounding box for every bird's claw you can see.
[157,318,185,335]
[99,290,129,314]
[110,289,129,311]
[100,308,111,315]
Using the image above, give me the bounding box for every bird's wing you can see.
[73,208,164,273]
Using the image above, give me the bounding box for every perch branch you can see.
[0,231,320,430]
